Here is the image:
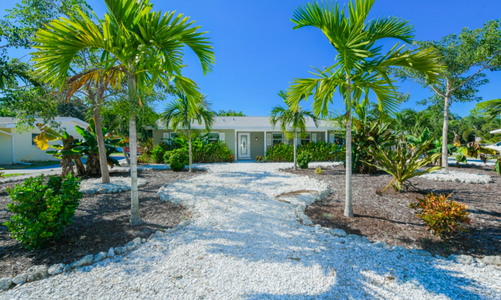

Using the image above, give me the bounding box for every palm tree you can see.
[270,91,319,170]
[162,92,214,172]
[32,0,214,225]
[287,0,444,217]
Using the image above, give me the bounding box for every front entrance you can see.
[238,132,251,160]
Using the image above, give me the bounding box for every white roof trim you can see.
[491,128,501,134]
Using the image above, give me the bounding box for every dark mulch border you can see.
[0,168,203,278]
[284,164,501,258]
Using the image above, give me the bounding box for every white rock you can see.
[0,277,12,291]
[330,229,347,237]
[420,170,493,184]
[26,265,48,282]
[93,252,107,262]
[48,264,65,275]
[409,249,432,257]
[71,255,94,268]
[107,247,115,257]
[448,254,475,265]
[482,256,501,266]
[12,273,28,285]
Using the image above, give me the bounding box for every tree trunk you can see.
[344,79,354,218]
[293,131,297,171]
[441,93,451,171]
[128,72,142,226]
[122,146,130,165]
[189,129,193,172]
[92,107,110,183]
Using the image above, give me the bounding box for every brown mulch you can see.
[284,165,501,258]
[0,168,202,278]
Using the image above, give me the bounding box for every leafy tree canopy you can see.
[215,110,246,116]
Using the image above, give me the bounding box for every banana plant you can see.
[365,140,443,193]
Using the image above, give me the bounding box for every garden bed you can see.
[285,165,501,258]
[0,169,202,278]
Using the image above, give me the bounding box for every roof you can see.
[0,117,88,129]
[491,128,501,134]
[156,116,338,131]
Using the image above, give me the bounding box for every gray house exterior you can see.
[153,116,339,161]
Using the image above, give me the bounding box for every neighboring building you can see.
[153,116,340,161]
[0,117,88,165]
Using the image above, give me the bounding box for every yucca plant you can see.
[365,140,443,193]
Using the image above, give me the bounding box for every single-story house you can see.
[152,116,340,161]
[0,117,88,165]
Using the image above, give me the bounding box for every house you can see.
[152,116,339,161]
[0,117,88,165]
[491,128,501,135]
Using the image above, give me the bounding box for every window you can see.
[208,132,219,143]
[300,133,311,145]
[272,133,283,145]
[32,133,38,147]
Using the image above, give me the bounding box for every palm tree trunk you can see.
[128,71,142,226]
[441,93,451,171]
[344,79,354,218]
[189,129,193,172]
[92,106,110,184]
[294,131,297,170]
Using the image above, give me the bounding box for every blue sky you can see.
[2,0,501,117]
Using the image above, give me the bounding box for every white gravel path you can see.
[80,177,148,194]
[420,170,494,184]
[3,162,500,299]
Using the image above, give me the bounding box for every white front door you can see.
[238,133,251,159]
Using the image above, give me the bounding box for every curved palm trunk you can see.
[189,129,193,172]
[344,79,354,218]
[92,106,110,184]
[294,131,297,170]
[441,94,451,171]
[128,71,142,226]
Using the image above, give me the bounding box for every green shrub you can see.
[256,155,264,162]
[3,174,82,249]
[151,142,173,163]
[164,148,189,171]
[265,142,340,162]
[315,167,323,174]
[191,140,234,163]
[409,193,471,239]
[297,152,312,169]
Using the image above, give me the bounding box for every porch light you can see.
[255,137,258,141]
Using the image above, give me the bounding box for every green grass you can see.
[1,173,24,178]
[0,161,60,170]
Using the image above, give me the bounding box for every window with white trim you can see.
[300,133,311,145]
[208,132,219,143]
[272,133,283,145]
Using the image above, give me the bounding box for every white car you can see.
[485,141,501,153]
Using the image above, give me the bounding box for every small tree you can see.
[162,92,214,172]
[395,20,501,170]
[270,91,319,171]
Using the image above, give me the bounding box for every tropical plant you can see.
[215,110,246,116]
[265,142,339,162]
[297,152,312,169]
[162,92,215,172]
[315,167,323,174]
[287,0,443,217]
[395,20,501,169]
[164,148,189,171]
[3,174,82,249]
[409,193,471,240]
[365,141,443,193]
[270,90,319,170]
[151,143,174,164]
[473,99,501,120]
[32,0,215,225]
[453,134,499,165]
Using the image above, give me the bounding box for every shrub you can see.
[191,140,234,163]
[138,152,152,163]
[151,142,173,163]
[265,142,340,162]
[409,193,471,239]
[297,152,312,169]
[164,148,189,171]
[315,167,323,174]
[256,155,264,162]
[3,174,82,249]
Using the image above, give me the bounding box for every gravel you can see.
[2,162,500,299]
[79,177,148,194]
[420,170,494,184]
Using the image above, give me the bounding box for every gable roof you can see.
[157,116,338,131]
[0,117,88,129]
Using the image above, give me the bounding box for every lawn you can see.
[0,161,60,170]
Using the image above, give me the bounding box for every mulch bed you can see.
[285,164,501,258]
[0,168,202,278]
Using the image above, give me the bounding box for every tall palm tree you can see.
[287,0,444,217]
[162,92,214,172]
[270,91,319,170]
[32,0,214,225]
